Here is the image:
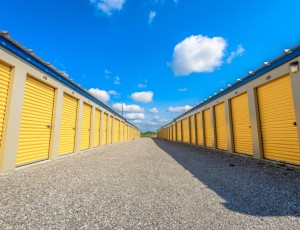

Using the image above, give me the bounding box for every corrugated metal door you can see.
[120,122,124,141]
[170,125,173,141]
[58,93,78,155]
[124,124,128,140]
[189,115,195,144]
[94,109,101,147]
[102,113,108,145]
[113,118,120,143]
[172,125,176,141]
[215,102,227,150]
[204,109,212,147]
[17,76,55,165]
[109,116,113,143]
[182,118,189,143]
[176,121,182,141]
[0,62,11,149]
[231,93,252,155]
[257,74,300,164]
[195,112,202,145]
[80,103,92,150]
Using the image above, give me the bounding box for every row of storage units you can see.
[158,45,300,166]
[0,33,140,173]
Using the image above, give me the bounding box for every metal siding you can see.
[108,116,113,143]
[102,113,108,145]
[17,76,55,165]
[176,121,182,141]
[182,118,189,143]
[124,124,128,140]
[172,125,176,141]
[231,93,253,155]
[58,93,78,155]
[258,74,300,164]
[0,63,11,150]
[189,116,195,144]
[195,112,202,145]
[80,103,92,150]
[120,122,124,141]
[113,118,120,143]
[204,109,212,147]
[215,102,227,150]
[94,109,101,147]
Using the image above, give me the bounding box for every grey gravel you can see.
[0,138,300,229]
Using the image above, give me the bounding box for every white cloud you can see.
[88,88,110,102]
[226,44,245,64]
[91,0,126,16]
[108,90,120,98]
[153,116,167,123]
[124,113,145,120]
[104,69,111,75]
[112,103,144,112]
[131,91,153,103]
[114,76,120,84]
[178,88,187,92]
[149,11,156,24]
[138,83,147,88]
[131,119,143,124]
[167,105,192,113]
[149,107,159,113]
[169,35,227,76]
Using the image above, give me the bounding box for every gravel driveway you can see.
[0,138,300,229]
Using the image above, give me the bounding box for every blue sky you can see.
[1,0,300,132]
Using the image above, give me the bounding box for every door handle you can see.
[293,121,297,126]
[46,125,52,129]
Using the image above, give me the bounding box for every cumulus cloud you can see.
[131,91,153,103]
[88,88,110,102]
[108,90,120,98]
[178,88,187,92]
[90,0,125,15]
[169,35,227,76]
[114,76,121,84]
[149,107,159,113]
[138,83,147,88]
[153,115,167,123]
[112,103,144,112]
[167,105,192,113]
[149,11,156,24]
[226,44,245,64]
[124,113,145,120]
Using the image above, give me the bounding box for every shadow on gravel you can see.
[152,138,300,217]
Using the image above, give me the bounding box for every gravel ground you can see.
[0,138,300,229]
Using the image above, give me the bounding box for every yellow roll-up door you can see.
[113,118,120,143]
[215,102,227,150]
[231,93,252,155]
[102,113,108,145]
[0,62,11,150]
[170,125,173,141]
[172,125,176,141]
[124,124,128,140]
[257,74,300,164]
[109,116,113,143]
[182,118,189,143]
[58,93,78,155]
[204,109,212,147]
[195,112,202,145]
[189,115,195,144]
[120,122,124,141]
[80,103,92,150]
[94,109,101,147]
[176,121,182,141]
[17,76,55,165]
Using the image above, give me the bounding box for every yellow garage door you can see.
[189,115,195,144]
[257,74,300,164]
[17,76,55,165]
[170,125,173,141]
[120,122,124,141]
[102,113,108,145]
[94,109,101,147]
[0,62,11,150]
[80,103,92,150]
[195,112,202,145]
[172,124,176,141]
[113,118,120,143]
[215,102,227,150]
[204,109,212,147]
[108,116,113,143]
[176,121,182,141]
[182,118,189,143]
[58,93,78,155]
[124,124,128,140]
[231,93,252,155]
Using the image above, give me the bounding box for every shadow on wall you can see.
[152,138,300,217]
